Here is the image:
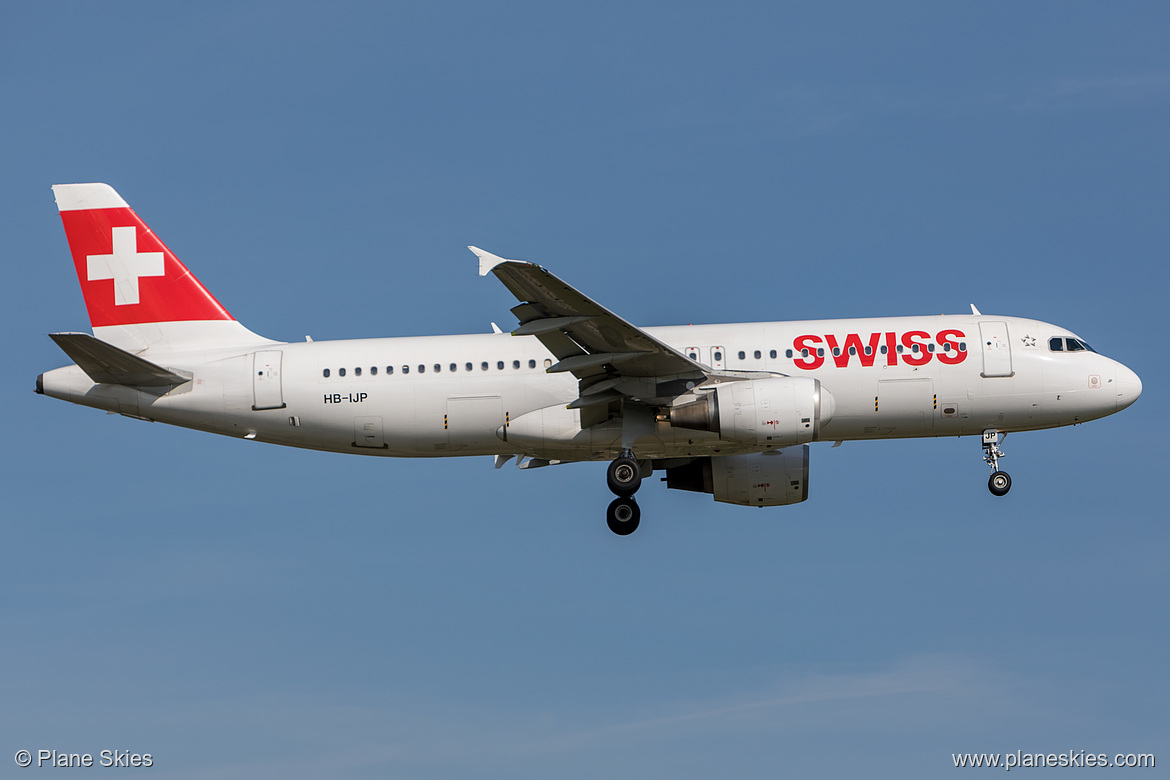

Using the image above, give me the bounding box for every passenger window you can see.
[714,351,723,361]
[1049,337,1064,352]
[387,366,394,375]
[770,349,777,359]
[848,347,856,356]
[513,360,520,369]
[927,344,934,353]
[754,350,762,359]
[497,361,505,370]
[833,348,841,357]
[481,361,489,371]
[371,366,378,375]
[687,351,697,360]
[1067,339,1085,352]
[801,349,809,357]
[339,368,346,377]
[323,368,330,378]
[402,365,409,374]
[786,349,794,358]
[738,351,746,360]
[896,344,904,353]
[355,367,362,376]
[817,348,824,357]
[450,363,457,372]
[864,346,872,355]
[528,359,536,368]
[465,362,473,371]
[959,342,966,352]
[433,364,441,372]
[880,345,887,354]
[543,359,552,369]
[418,365,425,373]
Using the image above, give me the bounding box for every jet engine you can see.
[664,448,810,506]
[669,377,833,448]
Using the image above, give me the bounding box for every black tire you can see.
[606,456,642,496]
[988,471,1012,497]
[606,497,641,535]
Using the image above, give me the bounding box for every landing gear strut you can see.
[606,450,643,535]
[982,429,1011,497]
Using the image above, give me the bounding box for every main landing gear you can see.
[606,450,642,535]
[982,429,1012,497]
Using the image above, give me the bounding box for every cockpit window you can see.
[1051,336,1098,353]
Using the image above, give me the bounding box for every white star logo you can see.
[86,226,164,306]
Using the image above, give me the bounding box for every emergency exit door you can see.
[252,350,286,410]
[683,346,725,370]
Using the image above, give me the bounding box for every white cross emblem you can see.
[86,226,164,306]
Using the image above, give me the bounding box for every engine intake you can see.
[670,377,833,448]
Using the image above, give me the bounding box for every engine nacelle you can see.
[665,448,810,507]
[670,377,833,448]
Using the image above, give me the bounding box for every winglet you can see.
[970,304,982,315]
[469,246,510,277]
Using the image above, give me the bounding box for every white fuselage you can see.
[39,314,1141,461]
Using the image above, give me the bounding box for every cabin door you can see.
[252,350,285,410]
[978,322,1014,377]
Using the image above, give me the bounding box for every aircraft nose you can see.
[1115,364,1142,411]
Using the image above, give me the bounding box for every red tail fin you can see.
[54,183,233,327]
[52,183,271,353]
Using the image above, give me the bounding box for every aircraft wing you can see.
[471,247,707,408]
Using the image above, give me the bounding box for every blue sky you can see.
[3,2,1166,777]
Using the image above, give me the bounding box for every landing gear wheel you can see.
[606,497,641,535]
[988,471,1012,497]
[981,429,1012,497]
[607,455,642,496]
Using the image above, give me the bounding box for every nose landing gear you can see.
[983,429,1011,496]
[606,450,643,534]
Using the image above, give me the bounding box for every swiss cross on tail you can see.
[86,226,163,305]
[53,183,234,328]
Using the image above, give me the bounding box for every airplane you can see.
[37,183,1143,535]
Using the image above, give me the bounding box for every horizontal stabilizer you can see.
[49,332,190,386]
